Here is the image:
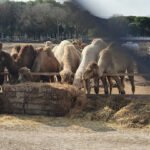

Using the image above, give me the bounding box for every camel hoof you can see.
[94,87,99,95]
[132,90,135,95]
[120,91,125,95]
[104,91,109,95]
[85,91,90,95]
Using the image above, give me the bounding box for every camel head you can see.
[82,61,99,80]
[60,69,74,84]
[11,45,21,61]
[91,38,107,50]
[45,41,53,47]
[82,62,100,95]
[18,67,32,83]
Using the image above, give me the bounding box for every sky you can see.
[12,0,65,2]
[12,0,150,18]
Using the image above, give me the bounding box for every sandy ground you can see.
[3,42,44,52]
[91,75,150,95]
[112,76,150,95]
[0,115,149,150]
[1,42,150,150]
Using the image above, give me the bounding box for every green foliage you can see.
[127,16,150,36]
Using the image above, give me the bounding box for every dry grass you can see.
[114,102,150,128]
[73,96,150,128]
[0,115,39,128]
[0,114,115,133]
[1,87,150,129]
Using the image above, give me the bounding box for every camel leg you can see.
[101,76,109,95]
[83,79,91,94]
[50,76,55,82]
[94,77,99,94]
[0,75,4,85]
[0,85,3,93]
[41,76,49,82]
[128,75,135,94]
[57,75,61,82]
[112,76,125,94]
[107,76,113,95]
[120,76,125,88]
[127,66,135,94]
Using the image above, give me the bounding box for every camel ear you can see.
[86,68,92,72]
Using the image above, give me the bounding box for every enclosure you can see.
[0,41,150,150]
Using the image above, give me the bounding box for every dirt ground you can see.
[1,42,150,150]
[0,80,149,150]
[105,75,150,95]
[0,115,149,150]
[3,42,45,52]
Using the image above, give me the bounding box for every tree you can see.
[108,16,129,38]
[0,0,150,40]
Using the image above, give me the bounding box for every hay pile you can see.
[76,95,150,128]
[1,83,149,128]
[114,102,150,128]
[0,83,87,116]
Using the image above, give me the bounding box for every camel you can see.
[16,45,37,69]
[0,50,18,84]
[31,47,60,82]
[73,38,107,89]
[82,42,135,95]
[52,40,81,84]
[59,44,81,84]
